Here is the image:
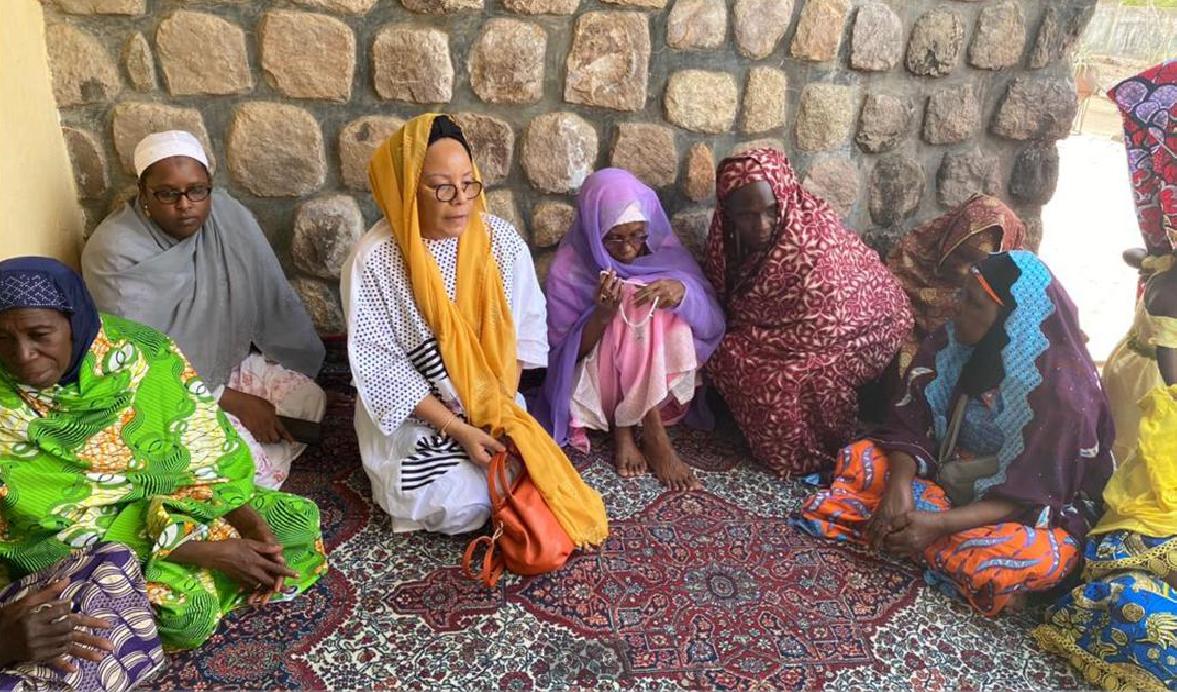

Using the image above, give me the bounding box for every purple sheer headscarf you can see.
[873,251,1115,540]
[535,169,726,445]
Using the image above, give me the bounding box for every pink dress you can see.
[569,282,698,453]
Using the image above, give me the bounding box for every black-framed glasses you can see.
[150,185,212,205]
[428,181,483,203]
[603,233,649,248]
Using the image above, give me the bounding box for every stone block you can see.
[453,113,514,186]
[62,127,108,199]
[227,103,326,197]
[790,0,850,63]
[45,24,121,107]
[532,201,575,248]
[938,148,1001,208]
[291,278,344,334]
[372,24,453,103]
[111,102,214,174]
[850,2,902,72]
[339,116,405,191]
[664,70,738,134]
[123,33,157,92]
[1009,141,1059,205]
[857,92,913,153]
[564,12,650,112]
[610,123,678,188]
[968,0,1026,71]
[157,11,252,95]
[906,7,963,78]
[400,0,482,13]
[601,0,667,7]
[869,154,924,226]
[292,194,364,280]
[485,189,525,236]
[924,84,981,145]
[742,67,787,134]
[802,156,858,218]
[52,0,144,14]
[729,0,795,59]
[794,83,857,152]
[469,19,546,105]
[670,208,713,261]
[522,113,598,194]
[684,142,715,202]
[733,0,794,60]
[260,11,355,102]
[1029,3,1096,70]
[992,77,1078,141]
[667,0,727,51]
[289,0,378,13]
[502,0,579,13]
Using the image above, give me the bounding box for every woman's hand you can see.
[883,511,948,559]
[225,507,288,604]
[594,271,624,317]
[866,482,915,550]
[221,389,293,445]
[450,422,506,466]
[169,539,298,606]
[0,579,114,672]
[634,279,685,309]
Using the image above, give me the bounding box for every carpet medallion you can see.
[152,346,1082,689]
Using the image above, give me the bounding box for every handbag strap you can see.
[487,450,512,505]
[461,523,505,588]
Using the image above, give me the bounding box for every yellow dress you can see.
[1102,301,1177,462]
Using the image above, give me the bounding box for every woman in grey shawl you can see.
[81,130,326,490]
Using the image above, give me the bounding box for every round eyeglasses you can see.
[429,181,484,203]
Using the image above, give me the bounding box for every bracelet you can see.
[439,411,459,438]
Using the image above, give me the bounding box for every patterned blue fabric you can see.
[0,272,69,313]
[1041,567,1177,689]
[957,395,1005,457]
[920,250,1056,501]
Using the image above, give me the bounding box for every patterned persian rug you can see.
[154,344,1080,690]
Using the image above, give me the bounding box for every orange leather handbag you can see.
[461,448,573,588]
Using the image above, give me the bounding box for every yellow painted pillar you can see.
[0,0,85,266]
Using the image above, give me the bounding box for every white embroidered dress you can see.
[342,215,548,534]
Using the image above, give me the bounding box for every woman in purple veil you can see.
[536,169,725,490]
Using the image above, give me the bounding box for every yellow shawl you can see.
[367,114,608,548]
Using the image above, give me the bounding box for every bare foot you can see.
[612,426,647,478]
[1003,592,1029,614]
[639,413,702,492]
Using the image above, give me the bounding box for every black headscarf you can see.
[959,252,1021,396]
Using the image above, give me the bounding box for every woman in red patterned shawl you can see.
[704,148,913,476]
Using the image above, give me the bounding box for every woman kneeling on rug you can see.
[342,114,607,545]
[1034,62,1177,690]
[795,251,1114,616]
[0,258,328,654]
[537,169,724,491]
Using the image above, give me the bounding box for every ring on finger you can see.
[51,613,70,624]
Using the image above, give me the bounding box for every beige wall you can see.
[0,0,84,267]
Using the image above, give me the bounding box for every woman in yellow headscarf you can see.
[340,114,607,547]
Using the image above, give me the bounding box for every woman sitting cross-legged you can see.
[795,251,1115,616]
[0,257,327,655]
[342,114,607,546]
[537,169,725,491]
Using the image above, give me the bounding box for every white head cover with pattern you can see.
[133,130,209,177]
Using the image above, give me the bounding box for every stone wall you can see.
[42,0,1094,334]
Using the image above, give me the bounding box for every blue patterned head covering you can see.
[0,257,100,385]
